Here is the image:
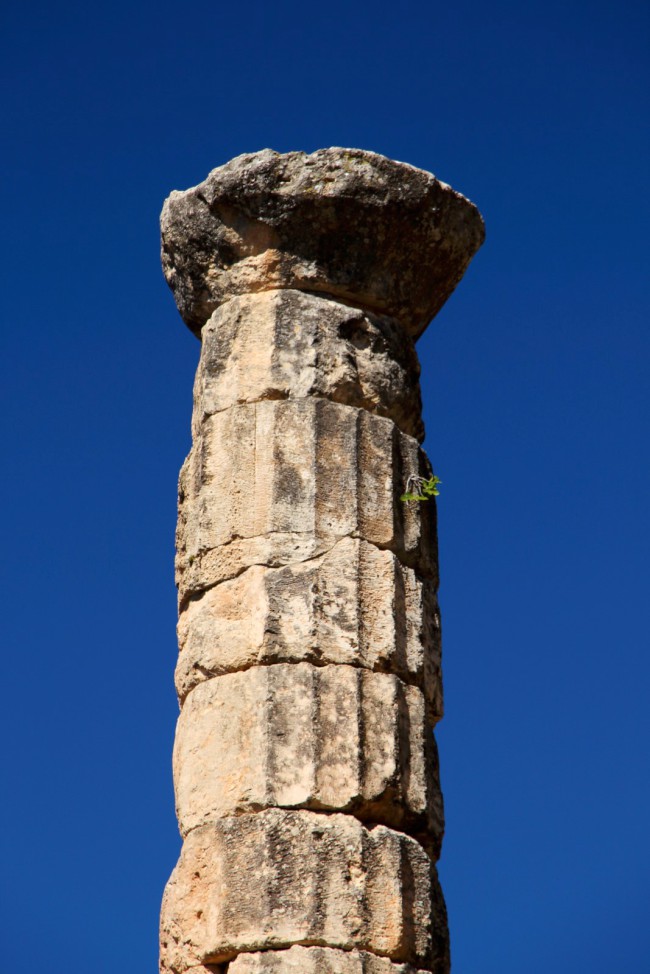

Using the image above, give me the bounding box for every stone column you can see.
[159,149,484,974]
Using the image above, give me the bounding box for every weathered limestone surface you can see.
[176,399,438,604]
[160,148,483,974]
[161,148,484,338]
[193,289,424,441]
[173,663,444,845]
[159,809,447,972]
[175,537,442,714]
[228,945,437,973]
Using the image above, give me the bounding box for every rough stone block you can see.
[160,147,484,340]
[159,809,448,973]
[176,399,438,602]
[173,663,443,846]
[228,945,437,973]
[193,289,424,441]
[175,537,442,718]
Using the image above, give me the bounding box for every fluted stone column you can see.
[159,149,484,974]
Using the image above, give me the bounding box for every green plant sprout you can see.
[400,473,442,502]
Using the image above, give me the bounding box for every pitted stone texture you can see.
[176,400,438,603]
[228,945,436,973]
[173,663,444,846]
[159,810,447,973]
[161,148,484,339]
[194,289,424,441]
[176,538,442,719]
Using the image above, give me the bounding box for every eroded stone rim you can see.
[161,147,485,339]
[172,147,464,205]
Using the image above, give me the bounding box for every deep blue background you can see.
[2,1,648,970]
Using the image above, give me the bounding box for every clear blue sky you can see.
[2,1,648,971]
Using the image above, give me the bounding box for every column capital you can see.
[161,148,484,339]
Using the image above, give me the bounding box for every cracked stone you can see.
[176,399,438,603]
[193,289,424,441]
[159,809,449,973]
[173,663,444,849]
[175,537,442,719]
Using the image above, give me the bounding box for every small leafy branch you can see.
[400,473,442,502]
